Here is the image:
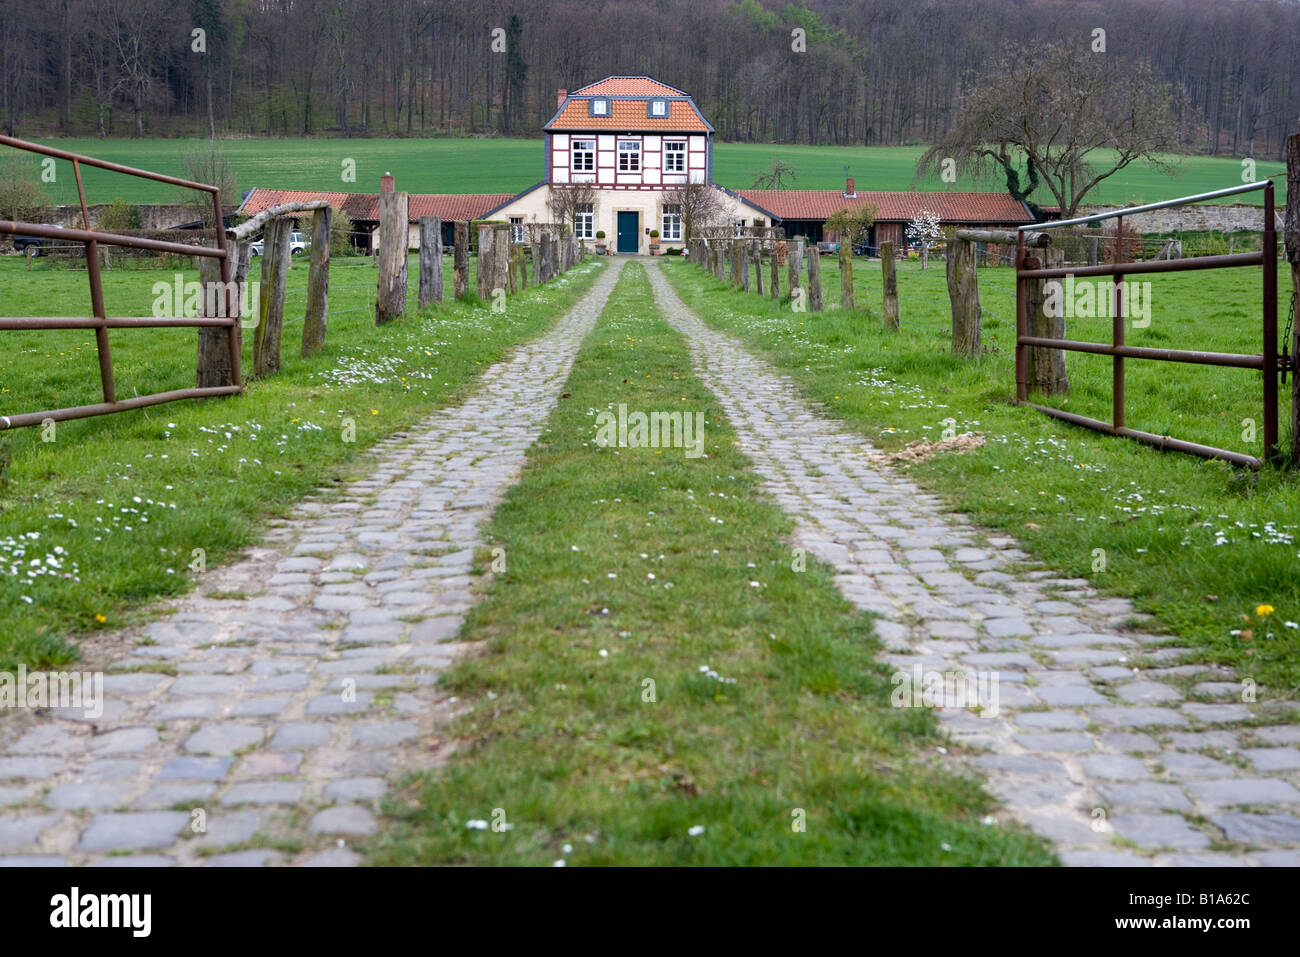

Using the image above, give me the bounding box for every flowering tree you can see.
[906,209,942,269]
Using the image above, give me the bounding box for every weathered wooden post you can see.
[550,235,561,277]
[1027,247,1068,395]
[492,223,511,297]
[769,249,779,299]
[253,218,291,376]
[713,242,724,280]
[301,205,332,357]
[788,237,804,294]
[476,223,495,300]
[567,234,578,273]
[539,231,553,282]
[739,242,750,292]
[375,173,408,324]
[947,236,980,355]
[752,243,763,294]
[1286,121,1299,468]
[197,241,244,388]
[880,241,899,330]
[418,215,443,308]
[839,241,853,310]
[530,235,541,285]
[454,221,469,299]
[806,245,823,311]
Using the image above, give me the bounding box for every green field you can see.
[13,137,1287,210]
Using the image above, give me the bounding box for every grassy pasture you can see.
[0,251,605,670]
[12,137,1287,209]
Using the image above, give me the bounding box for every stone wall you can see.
[1078,202,1283,235]
[47,204,238,230]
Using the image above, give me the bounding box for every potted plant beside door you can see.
[595,230,607,255]
[649,229,660,255]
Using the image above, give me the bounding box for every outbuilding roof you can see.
[735,190,1031,223]
[238,188,516,223]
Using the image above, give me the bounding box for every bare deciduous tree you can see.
[661,182,726,241]
[546,183,596,237]
[917,43,1183,219]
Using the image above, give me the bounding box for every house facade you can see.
[486,76,765,255]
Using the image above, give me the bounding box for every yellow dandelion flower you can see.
[1256,604,1275,617]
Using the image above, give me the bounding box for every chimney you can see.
[844,177,855,198]
[380,172,395,193]
[557,88,567,110]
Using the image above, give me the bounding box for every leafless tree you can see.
[661,182,726,242]
[546,183,596,237]
[917,43,1183,219]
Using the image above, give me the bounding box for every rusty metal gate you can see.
[0,135,241,431]
[1015,180,1283,468]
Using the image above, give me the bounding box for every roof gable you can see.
[545,76,712,132]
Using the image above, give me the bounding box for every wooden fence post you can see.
[881,241,899,330]
[375,186,408,324]
[539,231,553,282]
[301,205,331,357]
[567,234,578,272]
[769,249,780,299]
[739,242,750,292]
[476,224,495,300]
[1286,122,1299,468]
[839,242,853,310]
[752,243,763,294]
[947,237,980,355]
[197,241,243,388]
[418,216,442,308]
[454,221,469,299]
[492,224,510,298]
[806,246,823,311]
[788,237,803,293]
[253,218,291,376]
[530,236,540,284]
[1027,247,1068,395]
[551,235,561,277]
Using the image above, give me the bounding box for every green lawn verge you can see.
[660,256,1300,695]
[369,261,1054,866]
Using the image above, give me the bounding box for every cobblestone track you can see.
[0,260,625,867]
[645,262,1300,867]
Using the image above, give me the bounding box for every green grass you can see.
[15,138,1287,208]
[368,261,1053,866]
[0,252,606,670]
[660,256,1300,696]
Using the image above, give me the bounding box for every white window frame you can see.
[618,140,641,173]
[733,219,747,237]
[509,217,525,244]
[649,98,668,118]
[663,141,686,173]
[571,140,595,172]
[661,204,682,241]
[590,98,609,117]
[574,204,594,240]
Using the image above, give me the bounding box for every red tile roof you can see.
[547,98,709,132]
[737,190,1031,223]
[573,76,686,96]
[238,188,515,223]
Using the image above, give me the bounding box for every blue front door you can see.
[617,211,639,253]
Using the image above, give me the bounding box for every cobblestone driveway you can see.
[646,262,1300,867]
[0,261,625,866]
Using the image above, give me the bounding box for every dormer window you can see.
[589,97,610,117]
[648,98,668,118]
